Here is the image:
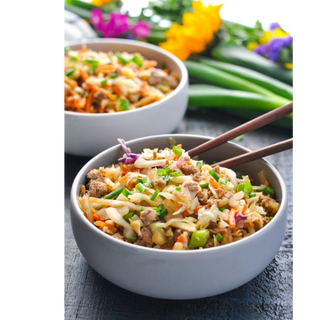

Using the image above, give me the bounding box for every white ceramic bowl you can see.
[65,39,188,157]
[70,134,288,299]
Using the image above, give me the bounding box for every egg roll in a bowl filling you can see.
[77,139,280,250]
[64,45,179,113]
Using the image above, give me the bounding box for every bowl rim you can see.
[70,133,288,255]
[64,38,188,117]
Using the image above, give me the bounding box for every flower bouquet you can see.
[65,0,293,129]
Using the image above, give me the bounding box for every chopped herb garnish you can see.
[121,188,132,198]
[219,177,228,185]
[164,175,170,185]
[161,61,167,69]
[150,189,160,201]
[127,236,137,242]
[157,169,166,176]
[103,187,124,199]
[158,208,168,220]
[175,186,182,191]
[219,206,228,212]
[110,73,117,78]
[170,171,181,177]
[209,170,220,182]
[216,233,223,241]
[269,216,273,222]
[200,183,209,188]
[65,67,76,77]
[100,78,108,86]
[119,98,130,111]
[116,53,130,65]
[249,193,256,198]
[172,145,183,156]
[123,211,134,222]
[132,54,143,67]
[196,161,202,169]
[136,177,152,188]
[135,183,146,193]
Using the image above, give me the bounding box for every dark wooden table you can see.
[65,107,293,320]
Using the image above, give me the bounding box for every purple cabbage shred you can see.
[117,138,140,164]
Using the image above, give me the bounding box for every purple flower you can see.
[132,21,151,38]
[101,13,129,38]
[269,22,280,30]
[91,8,104,30]
[254,36,293,62]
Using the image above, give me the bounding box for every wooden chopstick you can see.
[212,138,293,168]
[187,101,293,158]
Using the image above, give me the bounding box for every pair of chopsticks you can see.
[187,101,293,168]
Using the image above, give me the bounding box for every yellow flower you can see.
[258,31,273,44]
[284,63,293,69]
[159,1,223,60]
[90,0,114,6]
[273,27,289,38]
[247,42,259,50]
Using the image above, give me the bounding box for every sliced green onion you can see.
[136,177,151,188]
[237,183,245,192]
[65,67,76,77]
[219,205,228,212]
[161,61,167,69]
[65,47,71,53]
[100,78,108,86]
[175,186,182,191]
[103,187,124,199]
[110,73,117,78]
[119,98,130,111]
[157,169,166,176]
[209,170,220,182]
[200,183,209,188]
[188,229,210,249]
[69,56,78,62]
[116,53,130,64]
[83,59,99,65]
[269,216,273,222]
[172,145,183,156]
[158,204,164,211]
[132,54,143,67]
[170,171,181,177]
[243,181,253,194]
[219,177,228,185]
[127,236,137,242]
[158,208,168,220]
[123,211,134,222]
[121,188,132,198]
[150,189,160,201]
[256,186,275,196]
[135,183,146,193]
[216,233,223,242]
[196,161,202,169]
[264,186,275,196]
[164,175,170,185]
[164,167,170,174]
[249,193,256,198]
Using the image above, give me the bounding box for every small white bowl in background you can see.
[70,134,288,299]
[65,39,189,157]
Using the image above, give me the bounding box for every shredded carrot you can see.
[80,44,87,52]
[194,205,208,214]
[181,210,192,217]
[228,208,237,229]
[79,68,89,81]
[120,165,129,174]
[177,144,182,148]
[119,173,130,184]
[92,213,101,220]
[96,65,117,74]
[176,235,184,243]
[94,221,105,230]
[162,69,169,74]
[111,84,125,99]
[106,91,117,101]
[242,204,248,213]
[140,60,157,71]
[64,76,78,89]
[209,177,220,189]
[86,83,100,93]
[75,97,86,109]
[85,90,94,113]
